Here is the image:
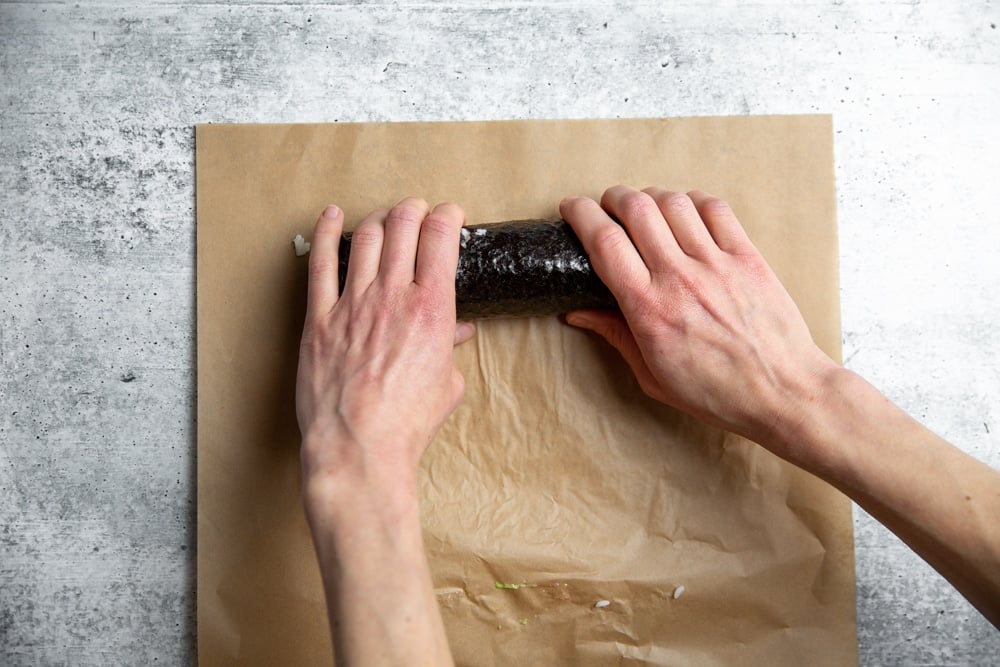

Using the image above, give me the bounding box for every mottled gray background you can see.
[1,1,998,664]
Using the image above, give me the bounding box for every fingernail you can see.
[322,205,340,219]
[566,313,590,328]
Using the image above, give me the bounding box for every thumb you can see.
[454,321,476,346]
[565,310,660,394]
[566,309,637,354]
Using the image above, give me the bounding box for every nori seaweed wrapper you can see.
[337,219,618,319]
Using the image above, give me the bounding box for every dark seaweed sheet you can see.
[337,219,617,319]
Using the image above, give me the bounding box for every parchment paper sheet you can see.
[196,116,857,666]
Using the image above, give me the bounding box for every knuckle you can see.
[661,191,693,212]
[701,196,732,218]
[738,251,771,280]
[620,191,657,221]
[308,256,336,281]
[593,225,629,256]
[671,265,704,295]
[386,201,426,227]
[421,213,457,238]
[350,222,383,248]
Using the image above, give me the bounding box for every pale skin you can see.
[296,187,1000,666]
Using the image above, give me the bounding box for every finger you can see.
[305,205,345,320]
[454,321,476,346]
[643,188,717,259]
[345,208,388,294]
[559,195,650,297]
[565,309,661,394]
[414,202,465,291]
[380,197,429,285]
[599,185,681,271]
[448,367,467,414]
[686,190,755,255]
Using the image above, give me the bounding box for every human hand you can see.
[560,186,837,452]
[561,187,1000,630]
[296,199,475,504]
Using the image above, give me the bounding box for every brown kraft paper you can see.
[195,115,857,666]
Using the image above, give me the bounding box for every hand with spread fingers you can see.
[296,198,469,667]
[560,186,835,452]
[561,185,1000,628]
[296,199,474,487]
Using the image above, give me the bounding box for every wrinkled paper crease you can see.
[196,116,857,666]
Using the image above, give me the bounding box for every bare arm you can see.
[560,185,1000,626]
[791,369,1000,624]
[296,200,474,666]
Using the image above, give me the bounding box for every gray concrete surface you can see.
[1,1,998,664]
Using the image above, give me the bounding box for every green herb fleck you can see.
[495,582,520,590]
[520,618,528,625]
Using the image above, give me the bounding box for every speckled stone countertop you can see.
[1,2,998,664]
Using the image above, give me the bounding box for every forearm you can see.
[303,461,453,667]
[769,367,1000,626]
[558,186,999,626]
[295,197,469,665]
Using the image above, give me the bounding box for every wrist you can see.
[764,363,877,486]
[300,434,422,525]
[302,464,425,576]
[752,355,851,474]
